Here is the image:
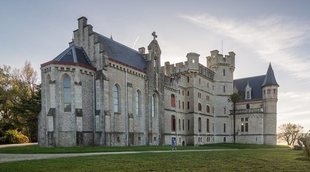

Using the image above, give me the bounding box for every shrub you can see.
[3,129,29,144]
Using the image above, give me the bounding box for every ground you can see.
[0,144,309,171]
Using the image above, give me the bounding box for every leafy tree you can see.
[278,123,303,145]
[0,61,40,143]
[230,92,241,144]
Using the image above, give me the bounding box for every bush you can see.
[3,129,29,144]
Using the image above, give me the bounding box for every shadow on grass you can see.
[295,156,310,161]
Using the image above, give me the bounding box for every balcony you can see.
[230,108,263,114]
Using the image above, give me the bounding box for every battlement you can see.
[207,50,235,69]
[162,52,214,80]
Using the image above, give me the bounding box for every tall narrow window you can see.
[198,103,202,111]
[187,77,190,83]
[224,123,226,133]
[182,119,184,131]
[223,69,226,76]
[171,94,175,107]
[152,94,157,117]
[187,102,190,110]
[63,74,71,112]
[207,118,210,133]
[113,84,120,113]
[223,85,226,93]
[136,90,141,116]
[198,117,202,132]
[224,107,226,114]
[171,115,176,132]
[188,120,190,131]
[206,105,210,113]
[179,119,181,131]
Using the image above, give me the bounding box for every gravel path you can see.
[0,149,237,163]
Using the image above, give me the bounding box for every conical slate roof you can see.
[41,45,95,70]
[262,63,279,87]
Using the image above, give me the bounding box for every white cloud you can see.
[180,14,310,79]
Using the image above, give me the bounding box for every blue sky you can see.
[1,0,309,131]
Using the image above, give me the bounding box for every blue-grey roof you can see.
[262,63,279,87]
[52,45,93,67]
[234,75,266,100]
[97,33,146,71]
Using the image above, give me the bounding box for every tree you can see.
[230,92,241,144]
[278,123,304,145]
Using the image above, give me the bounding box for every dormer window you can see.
[245,82,252,100]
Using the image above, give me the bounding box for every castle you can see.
[38,17,279,147]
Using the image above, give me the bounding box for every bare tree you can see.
[278,123,303,145]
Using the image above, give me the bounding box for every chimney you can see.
[138,47,145,54]
[78,16,87,30]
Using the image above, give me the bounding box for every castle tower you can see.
[145,32,162,145]
[262,63,279,145]
[207,50,235,143]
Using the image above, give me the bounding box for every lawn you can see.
[0,143,287,154]
[0,148,309,172]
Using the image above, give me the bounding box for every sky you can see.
[0,0,309,132]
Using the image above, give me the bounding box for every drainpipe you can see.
[93,73,96,145]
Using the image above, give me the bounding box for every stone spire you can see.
[262,63,279,87]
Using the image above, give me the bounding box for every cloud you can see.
[180,14,310,79]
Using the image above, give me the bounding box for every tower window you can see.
[223,85,226,93]
[207,118,210,133]
[198,117,202,132]
[223,123,226,133]
[223,69,226,76]
[170,94,176,107]
[136,90,141,116]
[171,115,176,132]
[188,119,190,131]
[198,103,202,111]
[187,77,190,83]
[187,102,190,110]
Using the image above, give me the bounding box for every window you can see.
[199,78,201,84]
[246,104,250,109]
[178,100,181,109]
[171,115,176,132]
[152,94,157,117]
[241,118,249,132]
[182,119,184,131]
[198,103,202,111]
[182,90,184,96]
[198,117,202,132]
[171,94,175,107]
[187,91,189,96]
[179,119,181,131]
[223,85,226,93]
[63,74,71,112]
[246,91,250,99]
[224,107,226,114]
[187,77,190,83]
[188,120,190,131]
[187,102,190,110]
[223,69,226,76]
[206,95,210,101]
[267,89,271,94]
[207,118,210,133]
[273,89,277,94]
[113,84,120,113]
[198,92,201,98]
[223,123,226,133]
[136,90,141,116]
[206,105,210,113]
[182,101,184,110]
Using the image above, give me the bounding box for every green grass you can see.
[0,149,309,171]
[0,143,288,154]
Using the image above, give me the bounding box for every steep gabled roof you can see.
[233,75,266,100]
[97,33,147,71]
[41,45,95,70]
[262,63,279,87]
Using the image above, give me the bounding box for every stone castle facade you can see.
[38,17,279,147]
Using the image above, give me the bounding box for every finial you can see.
[152,31,157,40]
[110,34,113,40]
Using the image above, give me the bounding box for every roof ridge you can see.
[234,75,265,81]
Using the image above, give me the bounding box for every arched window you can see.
[198,103,202,111]
[136,90,141,116]
[171,94,175,107]
[198,117,202,132]
[171,115,176,131]
[113,84,120,113]
[206,105,210,113]
[152,94,157,117]
[63,74,71,112]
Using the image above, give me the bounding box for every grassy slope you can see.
[0,143,288,154]
[0,149,309,172]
